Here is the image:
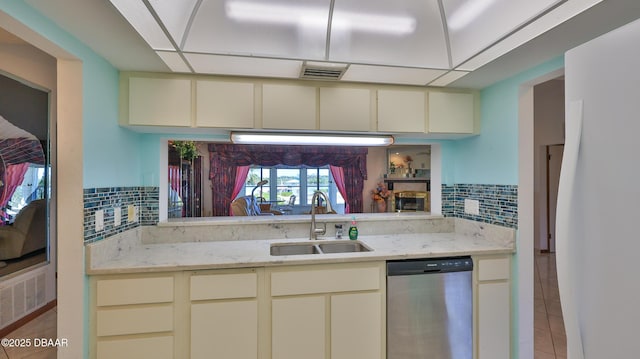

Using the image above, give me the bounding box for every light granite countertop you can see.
[86,218,515,275]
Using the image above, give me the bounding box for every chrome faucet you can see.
[310,191,332,240]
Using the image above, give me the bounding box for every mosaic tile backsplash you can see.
[83,187,159,243]
[442,184,518,228]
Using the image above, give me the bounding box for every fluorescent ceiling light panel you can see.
[447,0,497,31]
[226,1,328,27]
[333,12,416,35]
[109,0,174,50]
[231,132,394,146]
[226,1,416,35]
[156,51,191,72]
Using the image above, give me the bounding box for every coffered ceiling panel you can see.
[328,0,449,68]
[99,0,609,86]
[184,0,331,60]
[148,0,199,47]
[443,0,562,67]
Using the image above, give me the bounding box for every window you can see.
[243,166,345,213]
[3,164,47,223]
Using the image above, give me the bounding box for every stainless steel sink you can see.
[270,243,321,256]
[270,240,372,256]
[318,241,372,253]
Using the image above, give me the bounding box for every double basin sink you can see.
[270,240,372,256]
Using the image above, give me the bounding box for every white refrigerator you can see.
[559,17,640,359]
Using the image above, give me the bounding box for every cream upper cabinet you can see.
[320,87,372,131]
[195,80,254,128]
[475,256,511,359]
[377,89,426,133]
[128,77,191,127]
[122,73,480,137]
[428,91,476,134]
[262,84,317,130]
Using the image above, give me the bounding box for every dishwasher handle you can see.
[387,257,473,276]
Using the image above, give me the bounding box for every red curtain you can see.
[168,165,180,193]
[0,163,30,223]
[209,144,368,215]
[329,165,349,213]
[230,166,250,215]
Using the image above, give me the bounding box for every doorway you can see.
[532,77,566,358]
[545,144,563,252]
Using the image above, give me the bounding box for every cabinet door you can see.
[331,292,383,359]
[262,84,317,130]
[428,92,475,134]
[196,80,254,128]
[191,300,258,359]
[378,89,426,133]
[320,87,371,131]
[478,281,510,359]
[97,336,173,359]
[128,77,191,126]
[272,296,325,359]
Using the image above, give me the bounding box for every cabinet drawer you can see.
[190,272,257,300]
[97,336,173,359]
[271,266,380,296]
[96,277,173,306]
[96,305,173,336]
[478,257,510,281]
[96,277,174,306]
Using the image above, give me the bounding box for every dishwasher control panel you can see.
[387,256,473,276]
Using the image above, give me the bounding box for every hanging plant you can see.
[171,141,198,161]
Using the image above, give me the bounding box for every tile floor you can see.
[535,252,566,359]
[1,307,57,359]
[2,254,565,359]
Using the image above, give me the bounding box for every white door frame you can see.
[518,68,564,359]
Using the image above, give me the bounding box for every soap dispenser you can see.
[348,216,358,240]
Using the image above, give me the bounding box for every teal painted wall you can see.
[0,0,142,188]
[442,56,565,185]
[447,56,563,359]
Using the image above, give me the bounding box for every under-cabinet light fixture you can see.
[230,132,394,146]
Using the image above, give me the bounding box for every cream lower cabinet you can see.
[190,269,259,359]
[90,263,384,359]
[269,262,385,359]
[474,255,511,359]
[91,274,176,359]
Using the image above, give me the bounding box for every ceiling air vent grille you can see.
[300,62,348,80]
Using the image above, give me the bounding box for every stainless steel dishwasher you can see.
[387,257,473,359]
